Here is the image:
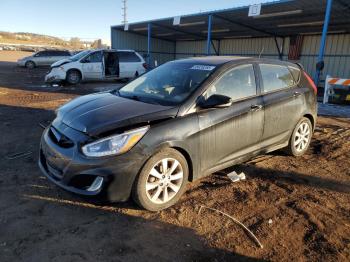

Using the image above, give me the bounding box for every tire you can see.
[132,148,188,211]
[25,61,35,69]
[66,70,81,85]
[285,117,313,156]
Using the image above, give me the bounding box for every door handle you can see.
[250,104,263,112]
[294,91,301,97]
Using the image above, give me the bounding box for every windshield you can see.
[70,50,91,61]
[118,62,216,106]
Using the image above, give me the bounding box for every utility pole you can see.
[122,0,127,24]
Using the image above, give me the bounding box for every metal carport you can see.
[111,0,350,85]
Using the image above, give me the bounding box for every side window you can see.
[36,51,48,57]
[52,51,68,56]
[288,66,301,83]
[50,51,59,56]
[47,51,58,56]
[206,64,257,101]
[83,51,102,63]
[259,64,295,93]
[117,52,141,62]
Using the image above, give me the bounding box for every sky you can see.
[0,0,273,44]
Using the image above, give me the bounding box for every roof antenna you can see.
[259,46,264,58]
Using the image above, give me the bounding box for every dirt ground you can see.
[0,51,349,262]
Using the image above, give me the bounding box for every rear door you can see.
[117,51,141,78]
[258,63,304,145]
[81,51,103,80]
[197,63,264,174]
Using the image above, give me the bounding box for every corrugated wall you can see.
[111,28,350,81]
[300,34,350,80]
[175,37,288,60]
[175,34,350,81]
[111,28,175,65]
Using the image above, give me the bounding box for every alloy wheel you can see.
[293,122,311,152]
[145,158,184,204]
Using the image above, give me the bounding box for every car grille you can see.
[48,127,74,148]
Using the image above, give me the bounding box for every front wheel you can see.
[66,70,81,85]
[25,61,35,69]
[132,148,188,211]
[286,117,313,156]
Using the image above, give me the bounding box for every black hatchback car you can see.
[39,57,317,211]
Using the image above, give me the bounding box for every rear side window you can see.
[117,52,141,62]
[52,51,70,56]
[288,66,301,83]
[259,64,295,93]
[206,64,257,101]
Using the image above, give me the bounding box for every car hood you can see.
[51,58,71,68]
[53,92,178,136]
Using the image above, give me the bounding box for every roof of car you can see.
[91,48,136,52]
[173,56,301,68]
[173,56,250,65]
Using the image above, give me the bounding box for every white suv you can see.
[45,49,147,84]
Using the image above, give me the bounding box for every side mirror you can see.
[197,94,232,109]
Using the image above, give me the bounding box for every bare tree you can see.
[70,37,82,48]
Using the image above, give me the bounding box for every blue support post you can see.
[147,23,152,67]
[206,14,212,56]
[314,0,333,86]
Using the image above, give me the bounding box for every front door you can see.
[81,51,103,80]
[197,63,264,175]
[258,63,304,145]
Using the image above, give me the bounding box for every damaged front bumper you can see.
[45,68,66,83]
[38,124,146,202]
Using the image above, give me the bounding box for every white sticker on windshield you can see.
[190,65,216,71]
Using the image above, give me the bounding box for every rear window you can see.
[259,64,295,93]
[117,51,141,62]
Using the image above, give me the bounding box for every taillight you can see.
[303,71,317,94]
[142,63,148,70]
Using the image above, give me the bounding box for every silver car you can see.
[17,50,72,68]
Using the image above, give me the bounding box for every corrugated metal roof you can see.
[111,0,350,41]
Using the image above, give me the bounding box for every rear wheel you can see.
[25,61,35,69]
[286,117,312,156]
[66,70,81,85]
[132,148,188,211]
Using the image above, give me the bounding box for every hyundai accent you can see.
[39,57,317,211]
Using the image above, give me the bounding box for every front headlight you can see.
[82,126,149,157]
